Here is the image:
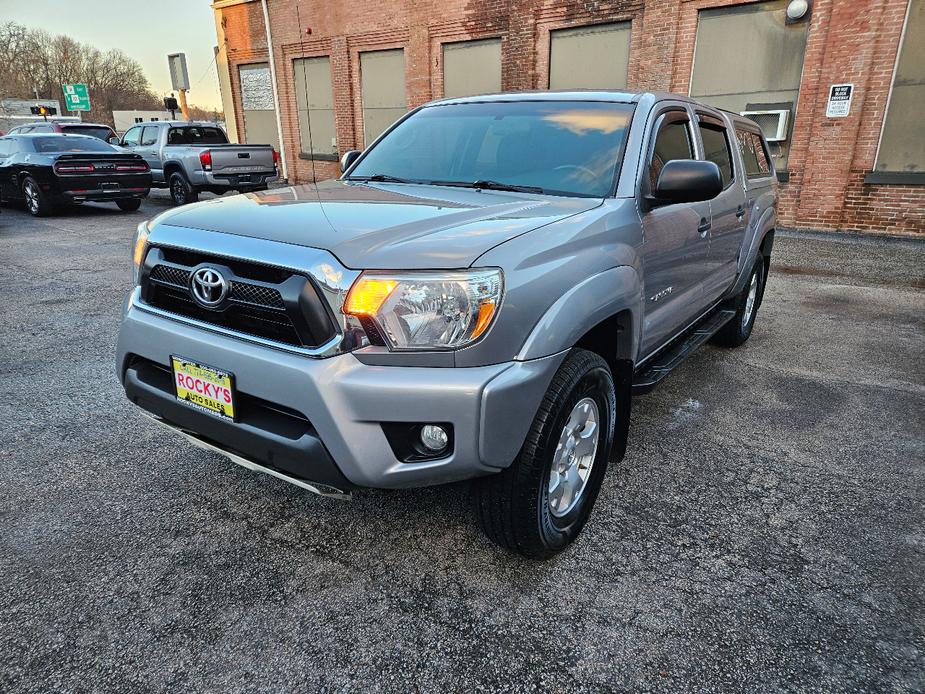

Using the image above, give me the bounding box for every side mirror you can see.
[652,159,722,204]
[108,136,122,145]
[340,149,361,173]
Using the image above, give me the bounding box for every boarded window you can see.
[293,56,337,157]
[443,38,502,98]
[876,0,925,173]
[549,23,631,90]
[360,49,407,145]
[239,63,280,151]
[690,1,809,171]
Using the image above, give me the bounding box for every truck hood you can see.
[152,180,601,269]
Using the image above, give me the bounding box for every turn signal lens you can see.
[343,278,398,316]
[131,221,151,285]
[471,300,497,340]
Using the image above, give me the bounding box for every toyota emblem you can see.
[190,266,228,308]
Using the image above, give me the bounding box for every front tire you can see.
[474,349,616,559]
[22,177,55,217]
[714,255,765,347]
[169,172,198,206]
[116,198,142,212]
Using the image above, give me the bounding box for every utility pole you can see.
[177,88,191,120]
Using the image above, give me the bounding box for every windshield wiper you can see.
[430,179,545,194]
[348,173,413,183]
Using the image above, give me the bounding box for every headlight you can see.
[132,220,150,285]
[343,269,503,350]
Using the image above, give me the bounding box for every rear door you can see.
[696,111,747,302]
[639,105,713,357]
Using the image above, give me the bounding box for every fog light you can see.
[420,424,449,452]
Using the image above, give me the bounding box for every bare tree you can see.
[0,21,163,126]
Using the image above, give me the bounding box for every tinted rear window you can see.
[62,125,113,140]
[167,127,228,145]
[31,136,118,153]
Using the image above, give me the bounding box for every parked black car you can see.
[0,133,151,216]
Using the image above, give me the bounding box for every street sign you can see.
[62,83,90,112]
[167,53,190,91]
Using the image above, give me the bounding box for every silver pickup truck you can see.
[118,121,277,205]
[116,91,777,558]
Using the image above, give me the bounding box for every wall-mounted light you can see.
[786,0,812,24]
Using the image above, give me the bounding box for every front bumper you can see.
[116,294,564,490]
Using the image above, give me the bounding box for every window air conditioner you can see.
[740,109,790,142]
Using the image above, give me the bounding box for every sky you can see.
[0,0,223,110]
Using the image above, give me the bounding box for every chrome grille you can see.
[150,264,189,287]
[230,282,285,309]
[140,249,337,350]
[149,264,284,311]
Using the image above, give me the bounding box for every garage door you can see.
[360,49,407,145]
[443,38,502,98]
[549,23,631,90]
[238,63,279,151]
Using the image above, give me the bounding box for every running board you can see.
[632,309,736,395]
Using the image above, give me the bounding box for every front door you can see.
[639,107,713,358]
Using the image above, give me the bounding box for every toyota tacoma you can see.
[116,91,777,558]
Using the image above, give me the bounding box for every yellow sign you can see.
[171,357,235,420]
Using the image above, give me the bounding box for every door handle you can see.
[735,205,746,219]
[698,217,711,235]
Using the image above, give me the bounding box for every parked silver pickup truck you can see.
[118,121,277,205]
[117,91,777,558]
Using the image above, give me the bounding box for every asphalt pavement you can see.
[1,192,923,692]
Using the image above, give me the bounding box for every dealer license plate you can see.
[171,356,236,421]
[101,182,121,192]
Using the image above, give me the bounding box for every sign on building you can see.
[825,83,854,118]
[62,83,90,112]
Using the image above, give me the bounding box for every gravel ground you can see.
[1,192,923,693]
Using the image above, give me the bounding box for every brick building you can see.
[211,0,924,236]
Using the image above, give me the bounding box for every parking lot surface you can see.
[1,193,923,692]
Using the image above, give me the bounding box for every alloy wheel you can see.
[547,397,600,518]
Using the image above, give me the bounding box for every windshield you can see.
[348,100,634,197]
[61,125,113,140]
[31,136,118,153]
[167,126,228,145]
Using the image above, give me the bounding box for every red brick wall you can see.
[215,0,924,236]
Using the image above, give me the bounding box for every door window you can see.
[140,126,159,146]
[649,116,693,190]
[122,127,142,146]
[736,129,772,178]
[698,122,733,188]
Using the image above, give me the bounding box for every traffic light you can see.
[29,105,57,120]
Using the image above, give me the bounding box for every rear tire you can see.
[474,349,616,559]
[714,255,765,347]
[22,177,55,217]
[116,198,142,212]
[169,172,198,206]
